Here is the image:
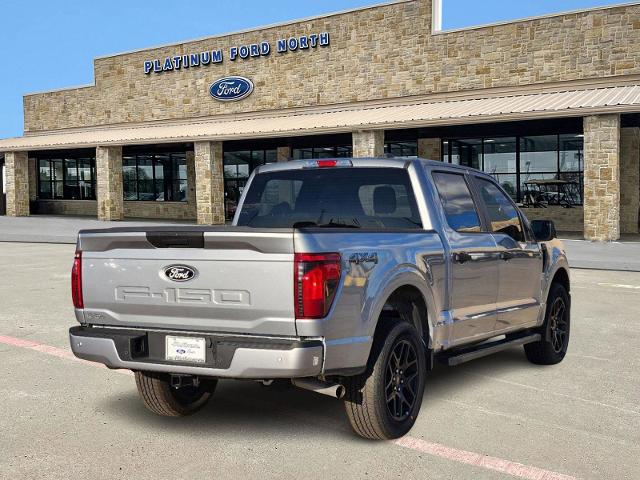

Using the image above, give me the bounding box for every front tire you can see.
[135,371,216,417]
[343,321,427,440]
[525,283,571,365]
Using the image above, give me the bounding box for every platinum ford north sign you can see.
[144,32,330,74]
[209,77,254,102]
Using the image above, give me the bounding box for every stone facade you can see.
[277,146,292,162]
[96,146,124,221]
[620,127,640,234]
[28,159,37,201]
[22,1,640,132]
[194,141,225,225]
[37,200,98,217]
[5,152,30,217]
[418,138,441,160]
[583,114,621,241]
[353,130,385,158]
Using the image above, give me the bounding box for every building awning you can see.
[2,84,640,152]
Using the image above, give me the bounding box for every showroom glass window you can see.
[223,149,277,219]
[442,134,584,205]
[292,145,353,159]
[38,154,96,200]
[384,141,418,157]
[123,152,187,202]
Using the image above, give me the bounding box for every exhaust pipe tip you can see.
[292,379,346,399]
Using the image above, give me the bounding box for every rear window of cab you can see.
[236,167,422,229]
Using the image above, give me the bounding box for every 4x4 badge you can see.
[349,253,378,265]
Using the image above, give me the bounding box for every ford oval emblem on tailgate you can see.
[164,265,197,282]
[209,76,254,102]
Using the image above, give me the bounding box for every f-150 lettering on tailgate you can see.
[115,286,251,306]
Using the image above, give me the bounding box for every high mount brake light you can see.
[317,160,338,168]
[71,251,84,309]
[294,253,341,319]
[303,159,353,169]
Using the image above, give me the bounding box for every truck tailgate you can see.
[78,228,296,336]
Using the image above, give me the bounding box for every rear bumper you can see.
[69,326,323,379]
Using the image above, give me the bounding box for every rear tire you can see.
[343,321,427,440]
[134,371,216,417]
[524,283,570,365]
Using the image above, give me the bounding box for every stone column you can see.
[353,130,385,158]
[277,146,291,162]
[194,141,225,225]
[418,138,442,160]
[96,146,124,221]
[620,127,640,234]
[28,158,38,201]
[583,114,621,241]
[186,150,197,218]
[5,151,30,217]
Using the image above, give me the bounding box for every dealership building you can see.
[1,0,640,240]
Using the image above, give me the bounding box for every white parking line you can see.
[394,437,577,480]
[0,334,579,480]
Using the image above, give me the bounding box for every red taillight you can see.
[316,160,338,168]
[294,253,341,319]
[71,251,84,309]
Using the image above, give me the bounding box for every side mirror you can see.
[531,219,557,242]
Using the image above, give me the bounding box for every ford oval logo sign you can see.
[209,76,254,102]
[164,265,197,282]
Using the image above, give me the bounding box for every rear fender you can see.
[365,266,439,350]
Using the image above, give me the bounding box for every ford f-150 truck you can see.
[69,158,570,439]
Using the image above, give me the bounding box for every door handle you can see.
[453,252,473,264]
[500,251,514,261]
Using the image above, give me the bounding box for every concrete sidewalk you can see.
[1,215,639,271]
[0,215,194,244]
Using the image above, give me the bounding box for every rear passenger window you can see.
[432,172,481,233]
[476,177,525,242]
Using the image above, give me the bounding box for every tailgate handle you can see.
[146,232,204,248]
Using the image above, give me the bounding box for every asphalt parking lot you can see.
[1,242,639,480]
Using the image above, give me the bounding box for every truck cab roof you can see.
[255,156,492,180]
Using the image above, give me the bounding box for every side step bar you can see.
[440,333,541,367]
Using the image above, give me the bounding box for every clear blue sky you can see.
[0,0,625,138]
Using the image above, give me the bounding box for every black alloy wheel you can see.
[385,339,420,422]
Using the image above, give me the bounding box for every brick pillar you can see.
[353,130,384,158]
[194,141,225,225]
[5,151,30,217]
[620,127,640,234]
[96,146,124,221]
[277,146,291,162]
[583,114,621,241]
[418,138,442,160]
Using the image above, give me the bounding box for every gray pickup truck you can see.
[69,158,570,439]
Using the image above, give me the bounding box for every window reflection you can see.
[441,133,584,205]
[123,152,188,202]
[384,141,418,157]
[38,155,96,200]
[223,149,278,219]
